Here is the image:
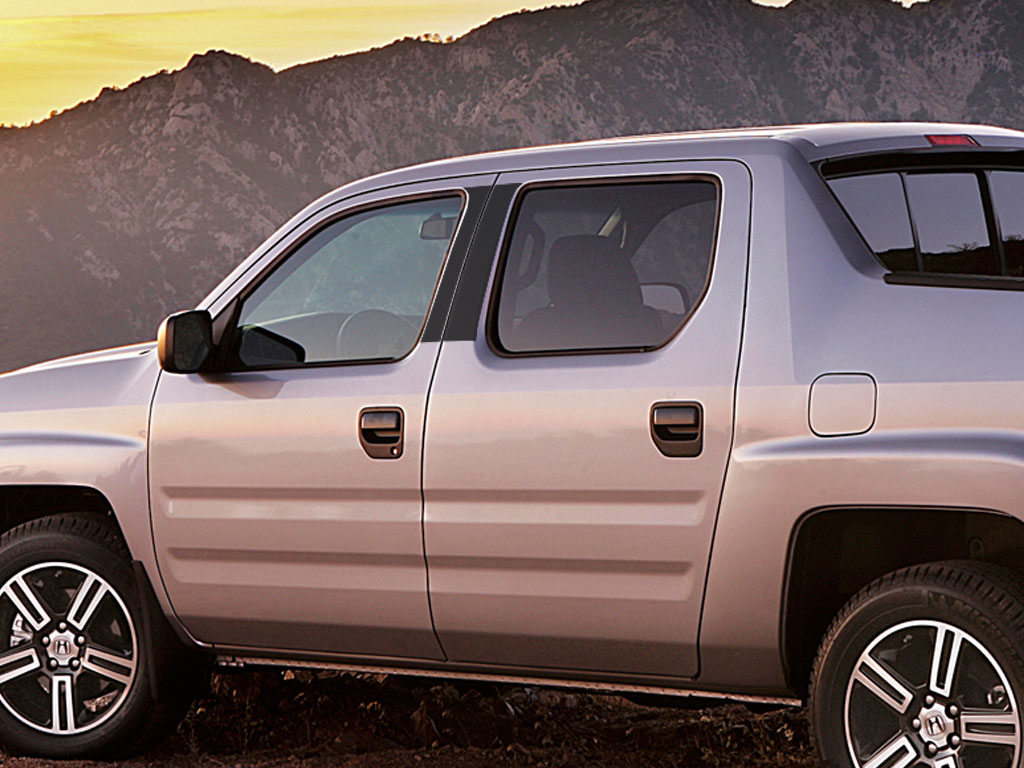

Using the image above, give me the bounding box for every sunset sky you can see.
[1,0,929,127]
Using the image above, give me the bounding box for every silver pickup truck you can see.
[2,122,1024,767]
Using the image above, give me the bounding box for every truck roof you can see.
[346,122,1024,194]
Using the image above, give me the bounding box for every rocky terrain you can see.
[3,669,816,767]
[1,0,1023,371]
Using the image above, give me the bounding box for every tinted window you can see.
[233,196,462,368]
[990,171,1024,276]
[828,174,917,271]
[828,169,1015,278]
[632,199,718,301]
[904,173,999,275]
[494,180,718,354]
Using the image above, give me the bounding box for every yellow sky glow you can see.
[0,2,589,126]
[0,0,928,126]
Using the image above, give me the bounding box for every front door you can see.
[423,162,750,677]
[149,176,493,658]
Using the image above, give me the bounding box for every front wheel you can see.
[811,561,1024,768]
[0,513,200,758]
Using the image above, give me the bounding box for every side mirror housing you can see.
[158,310,213,373]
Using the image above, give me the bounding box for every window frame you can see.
[211,189,468,373]
[821,156,1024,291]
[485,174,722,359]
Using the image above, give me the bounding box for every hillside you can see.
[1,0,1022,371]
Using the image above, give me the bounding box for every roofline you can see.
[197,121,1024,312]
[337,121,1024,192]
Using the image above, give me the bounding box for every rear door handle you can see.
[650,402,703,457]
[359,407,404,459]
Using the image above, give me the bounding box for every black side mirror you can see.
[158,310,213,373]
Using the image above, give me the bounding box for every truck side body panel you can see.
[700,146,1024,694]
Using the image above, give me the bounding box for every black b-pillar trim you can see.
[420,183,492,344]
[442,183,520,342]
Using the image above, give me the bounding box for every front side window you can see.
[493,179,718,354]
[231,195,462,368]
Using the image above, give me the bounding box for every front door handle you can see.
[359,407,404,459]
[650,402,703,457]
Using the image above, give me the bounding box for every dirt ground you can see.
[2,670,818,767]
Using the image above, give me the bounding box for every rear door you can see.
[149,174,493,658]
[423,161,751,677]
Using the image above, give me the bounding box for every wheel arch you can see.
[0,485,128,549]
[781,505,1024,696]
[0,482,193,641]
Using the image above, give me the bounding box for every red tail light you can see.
[925,134,979,147]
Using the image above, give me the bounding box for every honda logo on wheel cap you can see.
[926,714,946,736]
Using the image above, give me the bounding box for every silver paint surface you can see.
[147,175,491,658]
[423,161,750,677]
[809,374,877,437]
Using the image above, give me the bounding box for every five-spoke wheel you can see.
[0,513,201,758]
[813,562,1024,768]
[0,562,138,735]
[846,620,1018,768]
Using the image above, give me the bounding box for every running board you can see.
[215,655,801,707]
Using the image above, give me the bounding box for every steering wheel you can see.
[336,308,419,360]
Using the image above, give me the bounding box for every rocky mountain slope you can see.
[1,0,1022,371]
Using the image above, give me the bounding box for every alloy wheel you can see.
[845,619,1020,768]
[0,561,137,735]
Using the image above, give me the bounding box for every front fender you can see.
[0,343,178,625]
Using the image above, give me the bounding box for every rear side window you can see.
[492,179,718,354]
[828,169,1024,278]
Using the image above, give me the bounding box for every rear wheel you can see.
[811,561,1024,768]
[0,513,201,758]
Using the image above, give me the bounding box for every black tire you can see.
[810,561,1024,768]
[0,513,205,758]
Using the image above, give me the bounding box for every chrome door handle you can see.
[359,407,404,459]
[650,402,702,457]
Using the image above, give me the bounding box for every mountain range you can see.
[1,0,1022,371]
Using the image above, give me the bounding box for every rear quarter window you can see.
[990,171,1024,276]
[903,173,998,275]
[827,167,1024,280]
[827,174,917,271]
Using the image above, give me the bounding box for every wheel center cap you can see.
[45,630,80,666]
[918,702,954,743]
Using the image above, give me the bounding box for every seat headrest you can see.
[547,234,642,310]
